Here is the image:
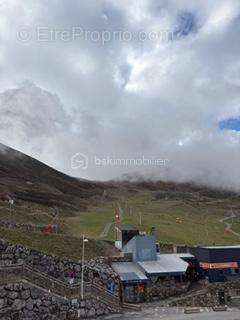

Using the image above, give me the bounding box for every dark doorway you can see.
[124,284,146,303]
[218,290,226,305]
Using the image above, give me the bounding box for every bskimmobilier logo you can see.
[71,152,89,170]
[71,153,169,170]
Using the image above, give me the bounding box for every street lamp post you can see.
[81,235,88,300]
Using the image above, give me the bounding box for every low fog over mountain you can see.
[1,1,240,191]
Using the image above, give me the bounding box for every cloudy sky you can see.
[1,0,240,190]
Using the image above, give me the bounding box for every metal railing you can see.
[0,264,121,309]
[0,220,60,234]
[0,264,23,284]
[91,282,120,307]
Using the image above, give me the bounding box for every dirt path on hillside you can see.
[99,203,125,239]
[99,222,114,238]
[219,211,240,237]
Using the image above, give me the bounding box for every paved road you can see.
[102,307,240,320]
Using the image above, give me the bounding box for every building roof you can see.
[116,224,138,231]
[112,262,148,283]
[177,253,195,259]
[198,245,240,250]
[138,254,189,276]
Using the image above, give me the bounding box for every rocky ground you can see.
[0,239,119,288]
[0,238,121,319]
[0,282,116,319]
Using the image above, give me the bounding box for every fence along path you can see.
[0,264,121,310]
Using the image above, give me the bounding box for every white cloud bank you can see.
[0,0,240,190]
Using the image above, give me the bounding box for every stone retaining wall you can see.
[0,220,59,234]
[0,282,117,320]
[0,264,120,307]
[0,239,123,318]
[146,277,190,302]
[168,290,217,307]
[168,280,240,307]
[109,253,132,263]
[158,243,190,253]
[0,239,119,296]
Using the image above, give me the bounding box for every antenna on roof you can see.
[150,226,156,237]
[139,212,142,226]
[9,199,14,212]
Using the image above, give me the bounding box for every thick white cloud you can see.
[0,0,240,190]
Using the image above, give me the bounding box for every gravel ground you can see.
[101,307,240,320]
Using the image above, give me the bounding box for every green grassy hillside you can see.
[62,183,240,246]
[1,181,240,260]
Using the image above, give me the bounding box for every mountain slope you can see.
[0,143,103,211]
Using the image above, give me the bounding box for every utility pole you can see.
[139,212,142,226]
[204,210,209,244]
[9,199,14,212]
[231,207,234,225]
[130,207,132,217]
[81,235,88,300]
